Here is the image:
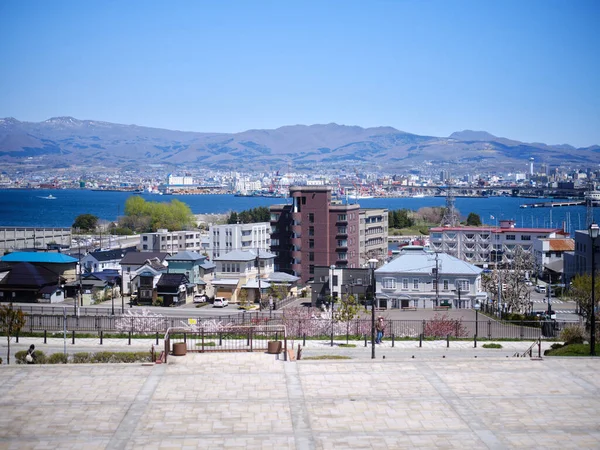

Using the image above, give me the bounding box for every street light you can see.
[329,265,336,313]
[368,258,378,360]
[589,223,599,356]
[473,300,480,348]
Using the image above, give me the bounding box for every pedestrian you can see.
[375,317,385,344]
[26,344,35,364]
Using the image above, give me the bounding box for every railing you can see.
[163,325,287,363]
[18,315,584,341]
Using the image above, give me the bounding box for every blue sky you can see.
[0,0,598,147]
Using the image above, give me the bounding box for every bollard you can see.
[100,330,103,345]
[184,332,187,343]
[44,330,47,344]
[419,333,422,348]
[16,332,19,343]
[219,332,222,346]
[330,328,334,347]
[364,334,367,347]
[303,333,306,347]
[447,335,450,348]
[128,331,132,345]
[392,334,395,347]
[72,330,75,345]
[156,332,159,345]
[474,333,477,348]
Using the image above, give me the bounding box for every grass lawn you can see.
[545,343,590,356]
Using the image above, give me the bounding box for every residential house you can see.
[0,251,78,283]
[373,246,486,309]
[564,229,599,285]
[310,266,371,307]
[79,269,122,306]
[212,249,276,304]
[165,251,215,296]
[130,259,168,305]
[120,251,169,296]
[80,247,137,273]
[156,273,192,307]
[0,262,65,303]
[533,237,574,282]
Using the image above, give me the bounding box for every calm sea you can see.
[0,189,596,235]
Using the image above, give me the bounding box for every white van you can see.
[534,285,546,294]
[213,297,229,308]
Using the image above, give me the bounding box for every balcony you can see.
[291,237,302,247]
[291,262,302,273]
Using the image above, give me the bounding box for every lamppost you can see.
[329,265,336,314]
[474,300,480,347]
[589,223,599,356]
[110,281,115,316]
[368,259,378,360]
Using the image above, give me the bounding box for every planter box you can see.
[267,341,282,354]
[172,342,187,356]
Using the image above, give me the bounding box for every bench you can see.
[401,306,418,311]
[434,306,450,311]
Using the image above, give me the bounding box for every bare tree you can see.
[0,303,27,365]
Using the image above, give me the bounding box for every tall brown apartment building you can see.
[270,186,363,283]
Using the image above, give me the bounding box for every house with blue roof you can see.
[374,246,487,309]
[165,251,215,297]
[0,251,78,283]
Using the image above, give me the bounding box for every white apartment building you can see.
[139,229,203,255]
[210,222,271,259]
[358,208,388,266]
[429,220,569,266]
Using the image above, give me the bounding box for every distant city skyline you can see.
[1,0,599,147]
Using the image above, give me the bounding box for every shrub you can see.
[91,352,116,363]
[424,313,468,338]
[14,350,27,364]
[550,343,564,350]
[482,343,502,349]
[48,353,69,364]
[560,324,587,345]
[73,352,91,364]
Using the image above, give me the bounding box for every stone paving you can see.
[1,345,600,450]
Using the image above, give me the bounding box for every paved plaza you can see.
[1,345,600,449]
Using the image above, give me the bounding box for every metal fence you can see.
[164,325,287,363]
[19,315,586,341]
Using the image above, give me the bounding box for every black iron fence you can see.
[164,325,287,363]
[18,314,586,341]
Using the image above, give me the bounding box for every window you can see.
[142,245,148,250]
[506,235,516,240]
[308,213,314,223]
[338,226,347,234]
[309,226,315,236]
[338,252,347,260]
[382,278,396,289]
[309,265,315,274]
[521,235,531,241]
[413,279,419,289]
[338,214,347,221]
[402,278,409,289]
[443,280,449,290]
[457,280,470,291]
[309,252,314,261]
[143,236,148,241]
[309,239,315,249]
[337,239,347,247]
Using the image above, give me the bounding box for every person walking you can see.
[26,344,35,364]
[375,317,385,344]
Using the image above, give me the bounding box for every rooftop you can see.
[0,252,78,264]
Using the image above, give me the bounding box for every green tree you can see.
[120,197,195,232]
[335,293,361,343]
[228,207,271,224]
[237,289,249,308]
[569,273,600,328]
[466,212,482,226]
[0,303,26,365]
[227,211,239,224]
[72,214,99,231]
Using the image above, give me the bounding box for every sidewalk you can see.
[1,351,599,449]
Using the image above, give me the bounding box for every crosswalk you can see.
[532,299,566,304]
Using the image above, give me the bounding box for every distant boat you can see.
[412,193,426,198]
[38,194,57,200]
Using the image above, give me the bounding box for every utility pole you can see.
[434,252,440,307]
[256,248,262,310]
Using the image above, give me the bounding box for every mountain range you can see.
[0,116,598,173]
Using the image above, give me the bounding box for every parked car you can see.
[213,297,229,308]
[193,294,207,304]
[534,285,546,293]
